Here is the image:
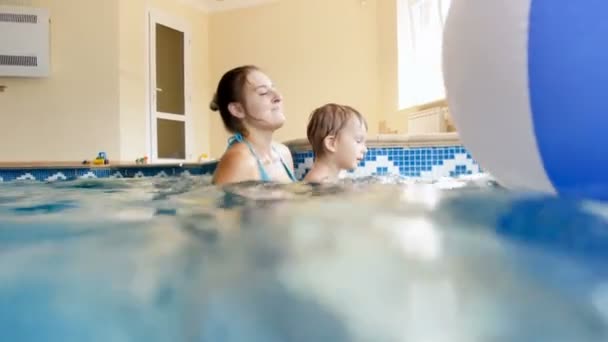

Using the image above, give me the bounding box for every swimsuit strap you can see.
[226,133,271,182]
[272,145,297,182]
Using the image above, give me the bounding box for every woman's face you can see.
[236,70,285,132]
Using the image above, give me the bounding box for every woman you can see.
[210,65,297,185]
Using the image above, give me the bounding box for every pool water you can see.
[0,174,607,341]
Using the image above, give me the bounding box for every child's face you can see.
[335,117,368,170]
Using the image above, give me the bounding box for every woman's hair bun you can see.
[209,93,219,111]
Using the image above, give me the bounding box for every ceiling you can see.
[181,0,279,13]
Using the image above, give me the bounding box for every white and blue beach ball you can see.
[442,0,608,201]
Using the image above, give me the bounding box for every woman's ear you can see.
[228,102,246,119]
[323,135,337,153]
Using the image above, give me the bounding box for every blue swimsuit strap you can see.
[227,133,270,181]
[271,145,297,182]
[227,133,296,182]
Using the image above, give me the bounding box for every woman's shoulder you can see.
[212,143,259,185]
[223,141,256,160]
[272,142,293,164]
[272,141,291,152]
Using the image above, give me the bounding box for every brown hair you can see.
[209,65,260,135]
[306,103,368,158]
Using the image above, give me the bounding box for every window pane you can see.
[410,0,445,105]
[157,119,185,159]
[399,0,454,109]
[441,0,452,24]
[156,23,185,115]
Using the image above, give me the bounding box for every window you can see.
[397,0,452,110]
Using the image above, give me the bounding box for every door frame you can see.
[146,8,193,163]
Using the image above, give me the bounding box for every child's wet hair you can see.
[306,103,367,158]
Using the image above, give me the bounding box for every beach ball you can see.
[442,0,608,201]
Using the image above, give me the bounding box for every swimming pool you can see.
[1,173,607,341]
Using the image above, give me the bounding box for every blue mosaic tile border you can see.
[0,163,218,183]
[0,146,482,183]
[292,145,482,180]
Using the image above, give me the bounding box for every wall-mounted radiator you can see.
[0,6,50,77]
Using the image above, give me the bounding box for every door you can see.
[148,10,192,163]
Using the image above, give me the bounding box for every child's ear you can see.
[323,135,337,153]
[228,102,246,119]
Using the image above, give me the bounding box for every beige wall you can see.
[0,0,406,162]
[0,0,210,162]
[208,0,380,158]
[0,0,120,162]
[119,0,212,162]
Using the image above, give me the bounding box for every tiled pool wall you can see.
[292,145,481,180]
[0,164,218,183]
[0,145,480,182]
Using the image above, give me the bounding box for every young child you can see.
[304,103,368,183]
